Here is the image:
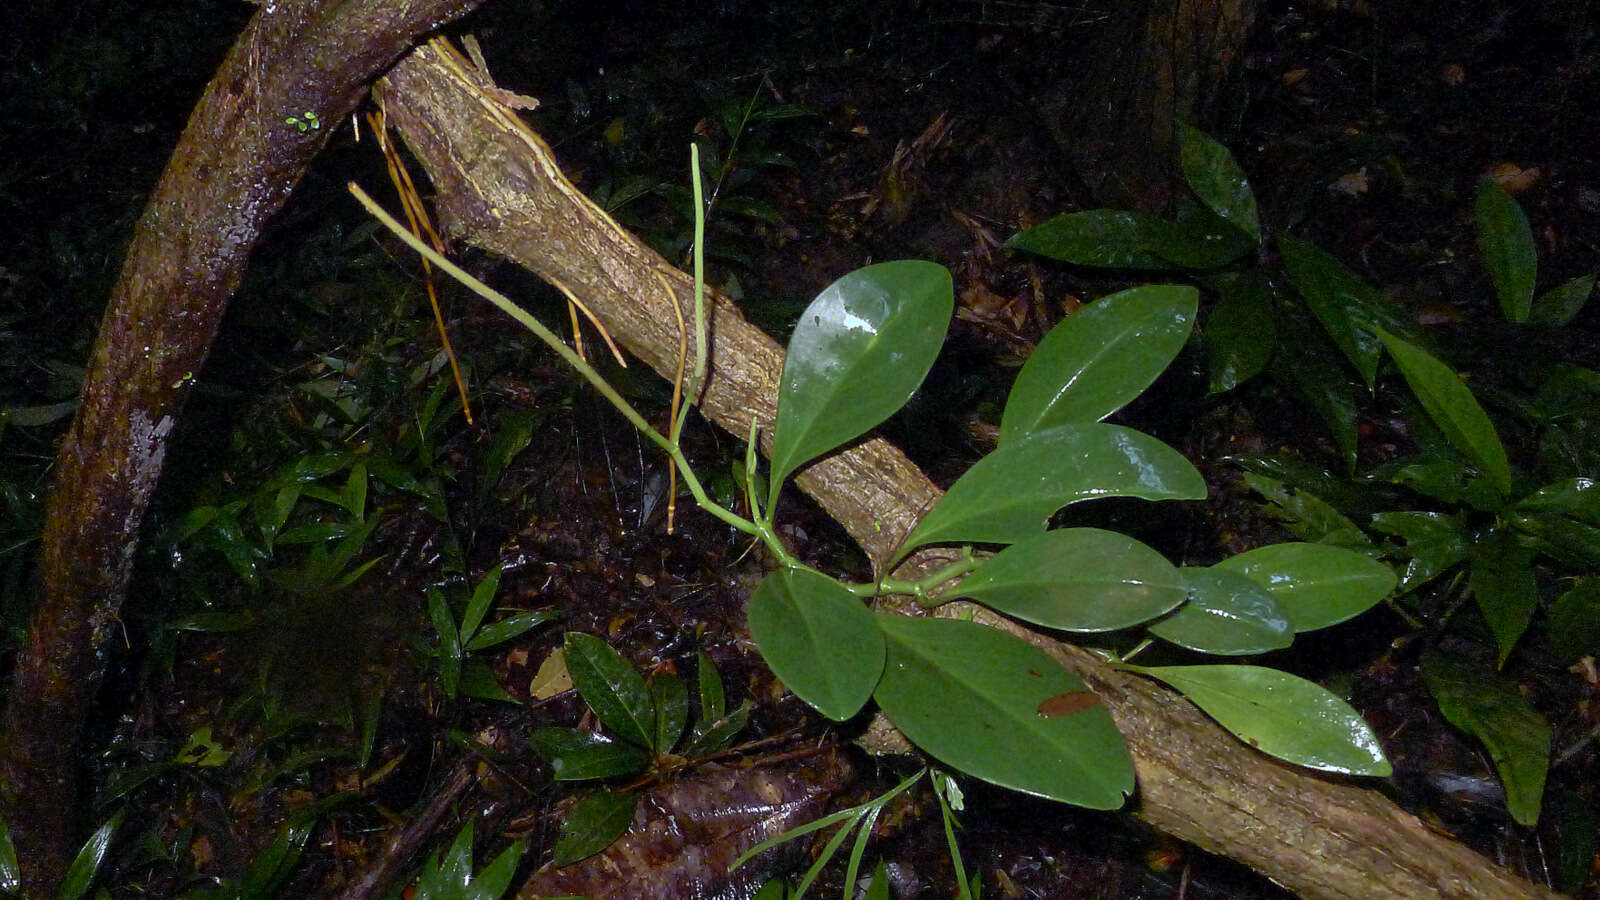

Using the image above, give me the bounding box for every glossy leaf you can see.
[550,790,638,867]
[1240,473,1374,551]
[1369,511,1470,592]
[957,528,1187,631]
[1000,285,1198,441]
[1531,273,1596,326]
[1149,567,1292,654]
[465,609,558,652]
[1006,210,1174,269]
[1214,542,1396,632]
[696,650,726,723]
[769,261,953,496]
[1277,235,1395,388]
[461,564,504,643]
[650,671,689,755]
[1422,648,1549,825]
[873,615,1134,807]
[527,727,651,781]
[563,632,655,749]
[459,659,517,704]
[897,424,1205,560]
[471,839,529,900]
[1135,665,1390,776]
[1512,511,1600,568]
[748,567,884,721]
[0,813,18,894]
[1204,270,1277,394]
[1547,578,1600,661]
[1267,308,1361,470]
[58,808,125,900]
[1518,477,1600,526]
[1178,124,1260,241]
[1471,528,1539,666]
[428,586,463,699]
[1475,178,1537,323]
[683,700,752,758]
[1372,327,1512,496]
[1144,213,1256,269]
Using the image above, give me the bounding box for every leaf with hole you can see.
[1000,285,1197,441]
[1148,567,1293,654]
[1475,178,1537,323]
[873,615,1134,807]
[769,261,952,498]
[1214,542,1396,632]
[897,424,1205,561]
[1422,648,1549,825]
[956,528,1186,631]
[748,567,884,721]
[563,632,656,749]
[1133,664,1390,775]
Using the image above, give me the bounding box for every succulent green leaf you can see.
[650,671,689,754]
[769,261,953,497]
[1372,327,1511,496]
[1150,567,1293,654]
[1422,648,1550,825]
[527,727,651,781]
[1547,578,1600,661]
[957,528,1187,631]
[1006,210,1174,269]
[1214,542,1396,632]
[1277,234,1402,389]
[1134,665,1390,776]
[748,567,885,721]
[1531,273,1596,326]
[874,615,1134,807]
[563,632,656,749]
[898,424,1205,561]
[1471,528,1539,666]
[1204,270,1277,394]
[1000,285,1197,441]
[550,790,638,867]
[1474,178,1538,323]
[1178,124,1261,241]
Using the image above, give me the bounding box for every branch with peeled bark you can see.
[373,38,1563,900]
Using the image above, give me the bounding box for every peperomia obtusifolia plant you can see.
[347,146,1396,821]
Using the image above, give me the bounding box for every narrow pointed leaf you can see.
[769,261,953,496]
[1370,511,1470,592]
[0,813,18,893]
[58,808,126,900]
[1148,568,1293,654]
[1517,477,1600,526]
[696,650,726,723]
[1471,528,1538,666]
[550,791,639,867]
[1178,124,1261,241]
[749,567,884,721]
[1269,307,1361,469]
[957,528,1186,631]
[1006,210,1174,269]
[1422,648,1549,825]
[1531,273,1596,326]
[471,839,528,900]
[563,632,655,749]
[898,424,1205,561]
[1475,178,1538,322]
[1205,270,1277,394]
[1278,234,1402,388]
[1372,327,1512,496]
[874,615,1134,807]
[1134,665,1390,776]
[465,608,558,652]
[1000,285,1198,441]
[650,671,689,754]
[461,564,505,642]
[1547,578,1600,661]
[1239,473,1374,551]
[528,727,651,781]
[1214,542,1396,631]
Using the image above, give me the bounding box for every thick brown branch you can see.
[374,38,1562,900]
[0,3,484,893]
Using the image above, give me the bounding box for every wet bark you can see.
[374,39,1564,900]
[0,1,484,893]
[1044,0,1259,210]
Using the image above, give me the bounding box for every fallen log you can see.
[373,38,1563,900]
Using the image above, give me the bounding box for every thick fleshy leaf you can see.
[1475,178,1538,323]
[769,261,953,496]
[1422,648,1550,825]
[1277,234,1403,389]
[1149,568,1292,654]
[1006,210,1174,269]
[1369,511,1470,592]
[1547,578,1600,661]
[1205,270,1277,394]
[1000,285,1197,441]
[957,529,1186,631]
[528,727,652,781]
[1372,327,1512,496]
[1214,542,1396,632]
[1178,124,1261,241]
[564,632,655,749]
[874,615,1134,807]
[748,567,884,721]
[897,424,1205,561]
[650,671,689,755]
[1135,665,1390,776]
[1531,273,1596,326]
[1471,528,1538,666]
[551,790,639,867]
